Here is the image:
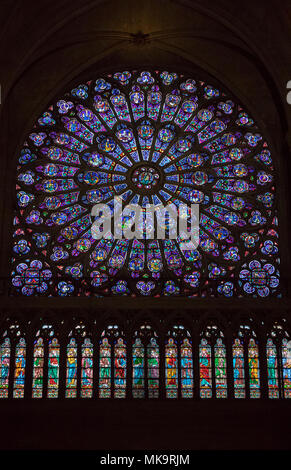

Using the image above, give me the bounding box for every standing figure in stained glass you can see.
[48,341,59,389]
[267,341,277,387]
[282,340,291,391]
[114,339,126,387]
[133,339,144,387]
[166,339,177,387]
[200,342,211,389]
[147,339,159,393]
[181,339,193,388]
[99,338,111,390]
[248,341,259,387]
[233,352,244,385]
[82,346,93,388]
[66,341,77,389]
[14,342,26,386]
[0,340,10,388]
[215,355,226,384]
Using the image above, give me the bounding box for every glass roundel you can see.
[11,70,280,297]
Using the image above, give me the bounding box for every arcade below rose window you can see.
[0,323,290,399]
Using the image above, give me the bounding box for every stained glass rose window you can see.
[11,70,280,297]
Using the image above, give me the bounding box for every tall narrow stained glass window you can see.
[11,70,280,299]
[267,324,291,399]
[99,337,111,398]
[147,338,159,398]
[266,339,279,398]
[114,338,126,398]
[199,338,212,398]
[66,338,78,398]
[32,337,44,398]
[47,338,60,398]
[181,338,193,398]
[132,338,145,398]
[13,338,26,398]
[165,338,178,398]
[81,338,93,398]
[248,338,260,398]
[233,338,245,398]
[214,338,227,398]
[282,339,291,398]
[0,338,10,398]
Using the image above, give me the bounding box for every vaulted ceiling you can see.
[1,0,291,151]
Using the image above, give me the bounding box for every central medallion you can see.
[129,164,162,193]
